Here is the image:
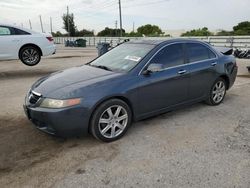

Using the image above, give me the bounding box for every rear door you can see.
[0,26,23,60]
[185,42,218,100]
[137,43,190,115]
[0,26,15,59]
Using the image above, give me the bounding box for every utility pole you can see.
[50,17,53,34]
[39,15,44,33]
[118,0,123,37]
[29,19,32,30]
[115,20,117,37]
[67,6,70,36]
[133,22,135,33]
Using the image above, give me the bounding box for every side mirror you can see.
[143,63,163,75]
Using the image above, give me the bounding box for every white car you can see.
[0,24,56,66]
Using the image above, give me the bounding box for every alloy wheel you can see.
[98,105,128,139]
[22,48,39,65]
[212,81,226,104]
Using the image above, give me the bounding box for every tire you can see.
[19,46,41,66]
[90,99,132,142]
[205,77,226,106]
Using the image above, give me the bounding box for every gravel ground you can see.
[0,45,250,188]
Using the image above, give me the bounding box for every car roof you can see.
[127,38,207,46]
[0,23,39,34]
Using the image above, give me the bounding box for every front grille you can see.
[28,91,41,105]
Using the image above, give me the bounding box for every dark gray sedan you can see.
[23,39,237,142]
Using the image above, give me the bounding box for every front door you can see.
[137,43,189,116]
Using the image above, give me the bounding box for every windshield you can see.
[90,43,154,72]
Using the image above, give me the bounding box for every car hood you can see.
[32,65,121,97]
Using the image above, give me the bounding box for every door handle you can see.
[178,70,187,74]
[12,39,20,42]
[211,62,217,66]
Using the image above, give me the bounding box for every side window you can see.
[0,26,11,35]
[13,28,30,35]
[187,43,216,63]
[208,48,216,59]
[150,43,185,69]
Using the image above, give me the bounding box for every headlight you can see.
[40,98,81,108]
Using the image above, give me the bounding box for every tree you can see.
[137,24,163,36]
[62,13,77,36]
[216,30,234,36]
[125,31,142,37]
[97,27,125,37]
[233,21,250,35]
[52,31,64,37]
[181,27,213,36]
[75,29,94,37]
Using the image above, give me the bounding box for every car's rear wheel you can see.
[206,78,226,105]
[20,46,41,66]
[90,99,132,142]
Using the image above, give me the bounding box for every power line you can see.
[77,2,117,18]
[87,0,117,10]
[123,0,169,9]
[78,0,169,27]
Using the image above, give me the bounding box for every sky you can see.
[0,0,250,34]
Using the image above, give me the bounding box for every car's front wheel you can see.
[20,46,41,66]
[90,99,132,142]
[206,77,226,105]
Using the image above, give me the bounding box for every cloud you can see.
[0,0,250,33]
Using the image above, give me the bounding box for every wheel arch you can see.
[219,74,230,90]
[19,43,43,59]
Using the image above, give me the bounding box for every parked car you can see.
[23,39,238,142]
[0,24,56,66]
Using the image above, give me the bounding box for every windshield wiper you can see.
[90,64,113,71]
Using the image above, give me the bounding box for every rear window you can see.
[187,43,216,63]
[13,28,30,35]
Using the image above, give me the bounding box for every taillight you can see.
[46,37,54,42]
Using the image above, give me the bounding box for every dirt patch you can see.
[0,116,66,177]
[49,55,92,59]
[75,168,86,174]
[224,119,250,153]
[0,114,120,182]
[0,69,54,80]
[237,75,250,78]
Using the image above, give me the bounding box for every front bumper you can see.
[23,104,90,137]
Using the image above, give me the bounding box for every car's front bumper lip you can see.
[23,104,90,137]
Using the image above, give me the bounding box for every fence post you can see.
[231,37,234,48]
